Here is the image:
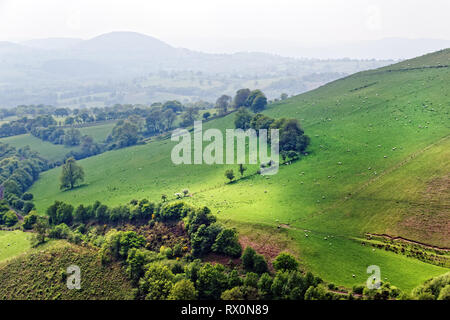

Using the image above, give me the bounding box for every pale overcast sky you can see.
[1,0,449,53]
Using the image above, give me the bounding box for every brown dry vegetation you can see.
[398,174,450,247]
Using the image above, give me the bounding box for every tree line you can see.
[0,143,47,215]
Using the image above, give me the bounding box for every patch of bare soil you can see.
[398,174,450,247]
[120,221,190,252]
[239,233,293,272]
[202,253,241,268]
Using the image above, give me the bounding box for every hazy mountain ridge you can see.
[0,32,398,107]
[295,38,450,60]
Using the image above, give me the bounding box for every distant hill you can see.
[290,38,450,60]
[0,31,395,107]
[21,37,83,50]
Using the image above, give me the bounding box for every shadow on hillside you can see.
[61,183,89,192]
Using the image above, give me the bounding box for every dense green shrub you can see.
[272,252,299,272]
[212,228,242,257]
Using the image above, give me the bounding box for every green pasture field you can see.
[29,49,450,291]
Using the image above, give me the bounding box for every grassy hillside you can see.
[0,241,134,299]
[0,134,80,162]
[0,230,33,262]
[78,121,115,143]
[0,122,114,162]
[30,49,450,291]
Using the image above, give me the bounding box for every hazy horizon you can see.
[1,0,450,58]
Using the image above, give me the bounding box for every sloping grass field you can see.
[0,230,33,262]
[0,122,115,162]
[78,121,116,143]
[29,49,450,291]
[0,230,61,263]
[0,134,80,162]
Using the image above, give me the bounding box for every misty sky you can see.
[1,0,450,54]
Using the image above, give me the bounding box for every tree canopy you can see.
[59,157,85,190]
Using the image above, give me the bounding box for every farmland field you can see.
[0,230,32,262]
[78,121,116,143]
[0,121,115,162]
[29,49,450,291]
[0,134,80,162]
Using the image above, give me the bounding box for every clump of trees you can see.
[107,119,140,149]
[0,143,46,215]
[0,114,56,138]
[411,272,450,300]
[216,95,232,115]
[242,247,269,274]
[0,205,18,227]
[43,198,242,260]
[133,251,329,301]
[232,88,268,113]
[234,111,310,161]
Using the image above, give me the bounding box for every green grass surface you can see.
[0,134,80,162]
[0,230,32,262]
[0,122,115,162]
[78,121,115,143]
[0,230,61,263]
[30,49,450,291]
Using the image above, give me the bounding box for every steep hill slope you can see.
[30,49,450,290]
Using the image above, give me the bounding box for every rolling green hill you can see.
[0,134,80,162]
[0,122,115,162]
[0,241,134,299]
[30,49,450,291]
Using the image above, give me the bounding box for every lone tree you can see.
[215,94,232,115]
[60,157,85,190]
[238,164,247,177]
[225,169,235,183]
